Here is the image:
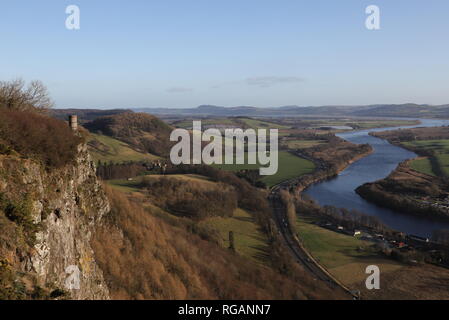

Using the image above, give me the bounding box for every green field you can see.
[200,208,270,264]
[261,152,315,187]
[238,118,290,130]
[174,117,290,130]
[213,151,315,187]
[403,139,449,151]
[403,139,449,175]
[88,133,159,163]
[107,174,213,193]
[107,178,142,193]
[174,118,239,129]
[295,215,403,286]
[351,120,419,129]
[409,158,435,176]
[283,139,325,150]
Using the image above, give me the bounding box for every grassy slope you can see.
[107,174,272,266]
[93,187,339,300]
[200,208,270,265]
[88,133,159,163]
[295,215,403,287]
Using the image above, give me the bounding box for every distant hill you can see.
[87,133,160,163]
[351,104,449,118]
[50,108,130,124]
[133,104,449,119]
[54,103,449,120]
[84,112,174,157]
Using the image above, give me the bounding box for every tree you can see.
[0,79,53,112]
[229,231,235,252]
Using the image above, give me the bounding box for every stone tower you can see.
[69,115,78,131]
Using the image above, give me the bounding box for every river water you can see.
[304,119,449,238]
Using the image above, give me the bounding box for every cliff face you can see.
[0,144,110,299]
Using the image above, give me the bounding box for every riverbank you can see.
[370,126,449,177]
[356,161,449,222]
[301,118,449,238]
[277,140,374,193]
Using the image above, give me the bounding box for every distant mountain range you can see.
[51,103,449,121]
[132,104,449,119]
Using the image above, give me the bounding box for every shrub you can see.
[0,110,82,168]
[0,79,53,112]
[1,193,38,245]
[141,176,238,220]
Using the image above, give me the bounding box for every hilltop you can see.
[50,109,130,124]
[84,112,174,157]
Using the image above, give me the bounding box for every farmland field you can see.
[107,174,213,193]
[283,139,325,150]
[295,215,404,287]
[238,118,290,130]
[213,151,315,187]
[409,158,435,176]
[403,139,449,175]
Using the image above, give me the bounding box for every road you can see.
[269,184,356,298]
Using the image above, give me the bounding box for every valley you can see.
[2,96,449,300]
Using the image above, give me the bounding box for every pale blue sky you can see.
[1,0,448,108]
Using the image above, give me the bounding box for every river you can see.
[304,118,449,238]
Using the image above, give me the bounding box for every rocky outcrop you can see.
[0,144,110,299]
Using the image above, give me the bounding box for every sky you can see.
[1,0,449,109]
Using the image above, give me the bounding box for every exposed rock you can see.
[0,144,110,299]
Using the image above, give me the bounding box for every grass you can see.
[88,133,159,163]
[403,139,449,176]
[283,139,325,150]
[351,120,419,129]
[261,152,315,187]
[295,215,403,286]
[200,208,270,265]
[107,174,213,193]
[107,178,142,193]
[107,175,271,265]
[213,151,315,187]
[409,158,435,176]
[238,118,290,130]
[403,139,449,150]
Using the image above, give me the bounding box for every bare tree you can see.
[0,79,54,112]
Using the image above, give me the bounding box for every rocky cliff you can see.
[0,144,110,299]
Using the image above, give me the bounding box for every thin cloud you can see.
[166,87,193,93]
[246,76,305,88]
[212,76,305,89]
